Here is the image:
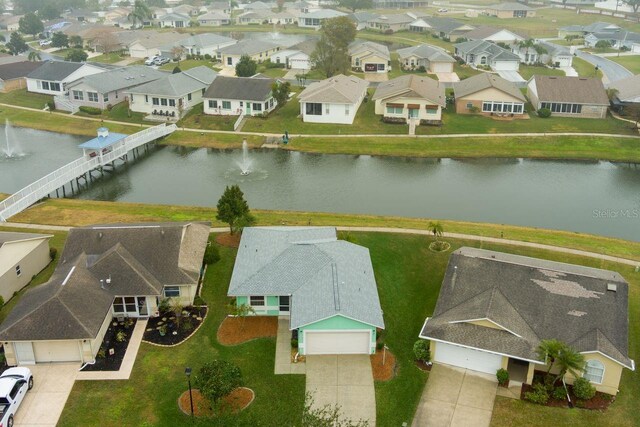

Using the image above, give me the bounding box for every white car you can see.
[0,367,33,427]
[38,40,51,46]
[438,8,448,12]
[144,56,159,66]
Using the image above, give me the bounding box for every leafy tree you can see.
[39,3,61,20]
[235,54,257,77]
[302,393,369,427]
[170,45,185,62]
[18,12,44,36]
[216,185,252,235]
[228,302,255,330]
[277,0,285,11]
[337,0,373,12]
[28,50,41,61]
[203,244,220,264]
[311,17,356,77]
[553,344,585,383]
[146,0,167,6]
[51,32,69,48]
[128,0,151,28]
[172,66,182,74]
[194,360,243,405]
[271,81,290,107]
[94,30,119,53]
[69,35,83,48]
[621,0,639,12]
[595,40,612,51]
[65,48,88,62]
[427,221,443,241]
[0,35,4,43]
[537,339,565,374]
[6,32,29,55]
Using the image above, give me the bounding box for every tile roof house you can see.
[298,74,369,125]
[203,76,277,116]
[454,40,521,71]
[228,227,384,355]
[0,222,209,366]
[527,76,609,119]
[126,66,217,120]
[219,39,282,68]
[396,44,456,73]
[420,247,635,395]
[348,40,390,73]
[485,2,536,18]
[454,73,526,116]
[0,61,44,92]
[26,60,108,96]
[0,232,52,304]
[372,75,446,125]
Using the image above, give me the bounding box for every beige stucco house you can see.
[372,75,446,125]
[454,73,526,117]
[0,223,209,366]
[420,248,635,396]
[0,232,52,304]
[396,44,456,73]
[348,40,390,74]
[485,2,536,18]
[527,76,609,119]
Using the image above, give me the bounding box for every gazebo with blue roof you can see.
[79,127,128,160]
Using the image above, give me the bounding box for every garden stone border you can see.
[142,306,208,348]
[428,241,451,253]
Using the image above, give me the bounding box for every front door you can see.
[279,296,290,313]
[138,297,148,316]
[408,108,419,119]
[227,57,232,66]
[246,103,251,115]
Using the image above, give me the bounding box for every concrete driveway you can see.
[412,364,497,427]
[306,355,375,425]
[15,363,78,426]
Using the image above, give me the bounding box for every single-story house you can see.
[270,40,316,70]
[396,44,456,73]
[485,2,536,18]
[228,227,385,355]
[197,11,231,26]
[454,73,526,116]
[527,75,609,119]
[203,75,276,116]
[298,9,347,29]
[219,39,282,68]
[160,33,237,59]
[64,8,100,23]
[242,1,276,11]
[420,247,635,395]
[409,17,475,40]
[237,10,298,25]
[203,2,233,14]
[558,21,620,39]
[170,4,200,16]
[584,31,640,54]
[608,74,640,114]
[0,61,44,92]
[348,40,390,73]
[0,232,52,304]
[374,0,428,7]
[463,26,525,45]
[366,12,426,33]
[372,75,445,124]
[0,15,22,32]
[26,61,108,96]
[286,0,313,14]
[455,40,521,71]
[128,31,187,58]
[348,11,380,30]
[0,222,209,366]
[59,66,167,112]
[126,66,217,119]
[298,74,368,125]
[157,12,191,28]
[537,41,573,68]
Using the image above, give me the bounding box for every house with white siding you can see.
[203,76,276,116]
[396,44,456,73]
[298,74,368,125]
[26,61,108,96]
[455,40,520,71]
[298,9,347,29]
[219,40,282,68]
[197,11,231,26]
[159,33,237,59]
[0,232,52,304]
[157,12,191,28]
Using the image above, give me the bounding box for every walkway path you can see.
[3,223,639,268]
[274,316,306,375]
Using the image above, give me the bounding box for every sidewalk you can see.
[274,316,306,375]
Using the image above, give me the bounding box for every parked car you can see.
[438,8,448,12]
[0,367,33,427]
[144,55,159,66]
[154,56,170,65]
[39,40,51,46]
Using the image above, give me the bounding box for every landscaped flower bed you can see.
[370,349,397,381]
[521,370,615,410]
[81,318,137,372]
[143,306,207,346]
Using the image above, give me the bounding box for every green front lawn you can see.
[0,89,52,110]
[518,64,564,81]
[91,52,129,64]
[572,57,604,78]
[160,59,218,72]
[177,104,236,131]
[609,55,640,75]
[75,102,148,125]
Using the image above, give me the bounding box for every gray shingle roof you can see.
[419,17,472,35]
[421,247,633,368]
[348,40,390,60]
[177,33,236,49]
[204,76,274,101]
[454,73,526,101]
[27,60,87,81]
[372,75,445,106]
[0,231,51,247]
[219,39,281,56]
[396,44,455,63]
[67,66,167,94]
[488,2,533,11]
[463,26,524,41]
[298,74,368,104]
[126,66,216,97]
[455,39,520,62]
[228,227,385,330]
[0,61,44,81]
[0,222,210,342]
[609,74,640,102]
[300,9,347,19]
[530,75,609,105]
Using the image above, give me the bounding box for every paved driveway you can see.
[435,72,460,83]
[15,364,78,426]
[497,70,525,83]
[412,364,497,427]
[306,355,375,425]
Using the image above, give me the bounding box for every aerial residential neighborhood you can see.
[0,0,639,426]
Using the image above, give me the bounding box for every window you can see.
[72,90,83,100]
[188,93,192,101]
[269,98,274,108]
[305,103,322,115]
[160,98,168,106]
[425,106,438,114]
[15,265,21,276]
[104,94,109,102]
[42,81,50,90]
[252,103,262,111]
[355,58,360,66]
[222,101,231,109]
[480,56,487,65]
[264,101,268,110]
[112,296,138,313]
[9,383,20,399]
[88,92,98,102]
[482,102,492,112]
[169,99,176,107]
[377,63,385,71]
[583,360,604,384]
[50,82,61,92]
[164,286,180,297]
[250,296,265,306]
[209,100,217,108]
[152,97,159,106]
[467,102,474,109]
[386,106,403,114]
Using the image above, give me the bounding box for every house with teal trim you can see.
[228,227,385,355]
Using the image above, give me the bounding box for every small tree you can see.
[39,4,61,20]
[595,40,612,51]
[28,50,41,61]
[18,12,43,37]
[203,244,220,265]
[66,48,88,62]
[235,54,257,77]
[229,302,255,330]
[195,360,243,405]
[553,345,585,383]
[172,66,182,74]
[427,221,443,241]
[272,81,291,108]
[216,185,252,235]
[69,35,83,48]
[6,32,29,55]
[171,45,185,62]
[51,32,69,48]
[413,340,430,362]
[496,368,509,386]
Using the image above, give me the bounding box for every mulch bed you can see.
[81,318,137,372]
[217,316,278,345]
[370,349,397,381]
[178,387,254,417]
[143,306,207,346]
[521,371,615,410]
[414,360,432,371]
[215,233,241,248]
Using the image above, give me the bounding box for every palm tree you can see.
[128,0,151,29]
[518,39,537,63]
[28,50,41,61]
[428,221,443,241]
[554,345,585,383]
[537,339,565,374]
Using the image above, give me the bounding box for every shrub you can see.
[47,101,55,111]
[524,383,549,405]
[195,360,243,404]
[384,29,393,35]
[193,295,206,306]
[115,330,127,342]
[106,103,113,111]
[186,53,193,60]
[97,348,106,359]
[552,386,567,401]
[376,341,384,350]
[573,377,596,400]
[158,298,171,314]
[181,316,193,332]
[0,296,4,307]
[204,54,212,60]
[537,107,551,118]
[291,338,298,348]
[79,106,102,115]
[413,339,430,362]
[417,65,426,72]
[496,368,509,386]
[203,244,220,265]
[49,247,57,260]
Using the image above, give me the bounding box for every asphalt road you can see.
[575,50,633,83]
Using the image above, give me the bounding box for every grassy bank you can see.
[609,55,640,75]
[6,198,640,262]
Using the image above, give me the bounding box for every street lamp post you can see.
[185,367,194,418]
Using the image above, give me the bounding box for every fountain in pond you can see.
[2,119,23,158]
[237,139,252,176]
[271,22,280,40]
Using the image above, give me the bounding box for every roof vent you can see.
[98,232,103,239]
[607,283,617,292]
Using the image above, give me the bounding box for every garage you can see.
[493,61,519,71]
[431,62,453,73]
[33,341,81,363]
[305,331,371,355]
[434,342,503,375]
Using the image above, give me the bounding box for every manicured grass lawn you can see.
[518,64,564,80]
[552,38,584,46]
[572,57,604,79]
[0,89,52,110]
[178,104,236,131]
[76,102,148,124]
[453,62,483,80]
[91,52,129,64]
[609,55,640,75]
[160,59,217,72]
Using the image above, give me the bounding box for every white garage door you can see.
[33,341,81,363]
[305,331,370,355]
[432,62,453,73]
[434,342,502,375]
[493,61,519,71]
